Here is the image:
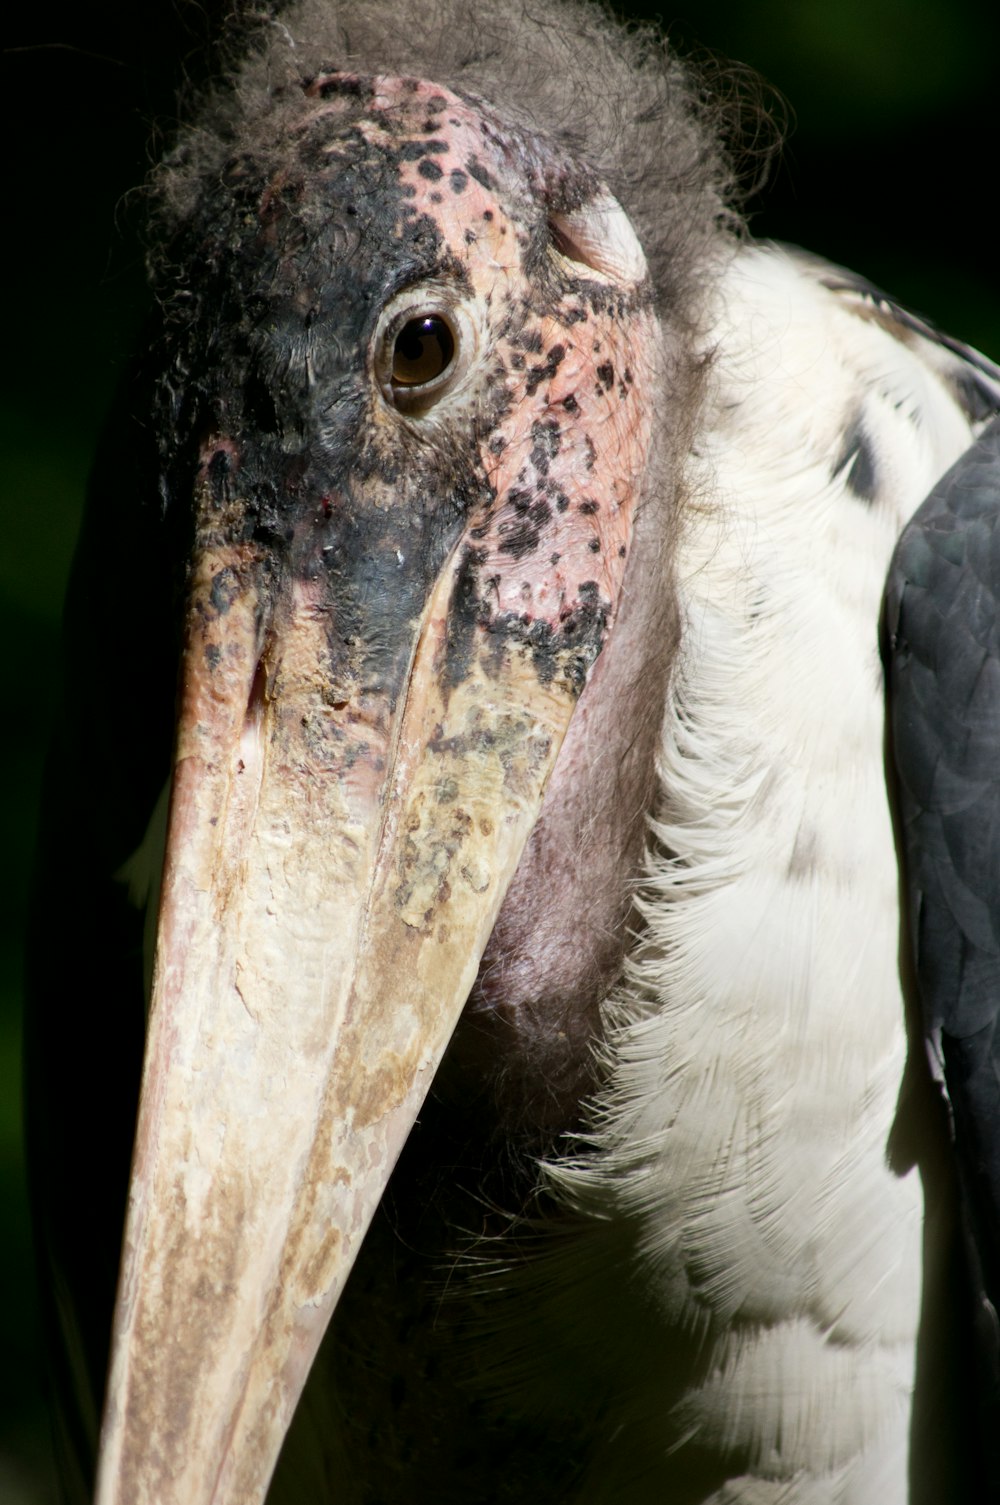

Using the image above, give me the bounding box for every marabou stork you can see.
[24,1,1000,1501]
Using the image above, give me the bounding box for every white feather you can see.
[533,242,982,1501]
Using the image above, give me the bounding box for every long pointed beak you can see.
[94,530,582,1505]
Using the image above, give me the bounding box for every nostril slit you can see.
[238,658,268,771]
[245,657,267,724]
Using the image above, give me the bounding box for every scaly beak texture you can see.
[94,72,656,1505]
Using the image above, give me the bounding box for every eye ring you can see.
[374,288,479,417]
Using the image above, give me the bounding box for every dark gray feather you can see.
[887,417,1000,1410]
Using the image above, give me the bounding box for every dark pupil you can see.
[392,315,454,387]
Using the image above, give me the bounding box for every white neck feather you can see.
[538,243,980,1501]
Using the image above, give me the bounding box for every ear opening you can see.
[548,190,648,285]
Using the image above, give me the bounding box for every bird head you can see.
[95,69,663,1505]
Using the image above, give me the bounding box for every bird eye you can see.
[375,290,478,418]
[391,315,455,389]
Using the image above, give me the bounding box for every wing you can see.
[886,415,1000,1407]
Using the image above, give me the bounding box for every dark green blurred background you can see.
[3,1,997,1498]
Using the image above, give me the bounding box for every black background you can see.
[3,2,997,1497]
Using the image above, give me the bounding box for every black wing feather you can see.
[887,417,1000,1356]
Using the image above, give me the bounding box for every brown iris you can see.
[391,315,455,388]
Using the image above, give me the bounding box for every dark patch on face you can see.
[515,329,544,355]
[588,539,600,552]
[466,158,496,191]
[204,643,221,669]
[578,499,598,515]
[440,545,490,694]
[595,362,614,392]
[583,436,596,472]
[562,393,578,413]
[207,448,234,502]
[529,418,561,477]
[834,411,880,504]
[525,344,566,397]
[483,581,609,691]
[449,169,468,194]
[418,158,444,182]
[498,493,553,559]
[209,568,240,616]
[566,304,594,328]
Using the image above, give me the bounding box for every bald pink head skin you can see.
[94,74,664,1505]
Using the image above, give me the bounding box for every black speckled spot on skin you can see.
[466,158,496,190]
[835,411,880,504]
[529,419,561,476]
[498,497,553,559]
[525,343,565,396]
[418,158,444,181]
[209,568,241,616]
[449,169,468,194]
[482,577,610,692]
